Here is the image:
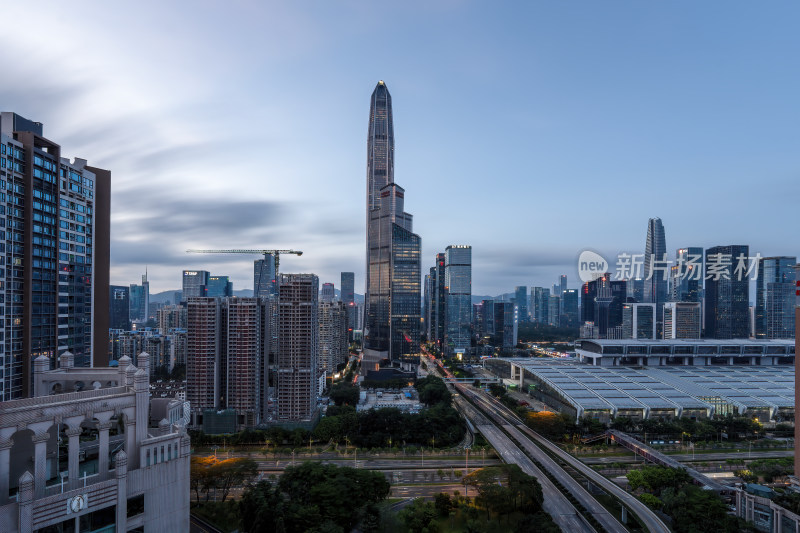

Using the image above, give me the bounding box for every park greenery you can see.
[314,376,463,449]
[611,414,764,441]
[626,466,755,533]
[195,462,390,533]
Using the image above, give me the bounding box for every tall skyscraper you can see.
[643,218,668,326]
[321,282,335,303]
[0,112,110,398]
[670,247,703,302]
[254,255,277,298]
[207,275,233,298]
[182,270,209,299]
[429,253,447,346]
[704,245,750,339]
[493,302,518,348]
[110,285,131,331]
[561,289,579,327]
[622,303,656,339]
[186,298,221,420]
[445,245,472,355]
[514,286,528,323]
[755,256,797,339]
[548,295,561,327]
[341,272,356,341]
[531,287,550,324]
[276,273,319,422]
[364,82,421,363]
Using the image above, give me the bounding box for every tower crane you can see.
[186,249,303,272]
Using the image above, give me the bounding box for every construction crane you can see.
[186,249,303,272]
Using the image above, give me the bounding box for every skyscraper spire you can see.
[363,82,420,365]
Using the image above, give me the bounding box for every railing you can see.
[0,386,130,412]
[140,434,182,467]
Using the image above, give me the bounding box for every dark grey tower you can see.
[643,217,668,333]
[364,82,420,365]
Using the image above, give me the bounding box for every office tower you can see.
[663,302,701,339]
[341,272,356,341]
[341,272,355,304]
[622,303,656,339]
[558,275,567,316]
[514,286,528,323]
[129,283,146,323]
[643,218,668,302]
[182,270,209,299]
[157,304,188,333]
[254,255,278,298]
[670,247,704,302]
[531,287,550,324]
[0,112,110,398]
[562,289,579,327]
[186,298,221,418]
[493,302,517,348]
[756,256,797,339]
[276,273,319,421]
[705,245,750,339]
[364,82,421,363]
[548,295,561,327]
[424,273,432,337]
[429,253,447,346]
[585,274,627,338]
[319,300,348,373]
[475,300,495,338]
[445,245,472,355]
[627,278,644,303]
[321,282,335,303]
[207,275,233,298]
[110,285,131,330]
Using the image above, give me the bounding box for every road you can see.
[454,393,595,533]
[466,389,671,533]
[466,392,625,533]
[581,449,793,464]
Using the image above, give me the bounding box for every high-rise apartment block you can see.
[755,256,796,339]
[186,297,269,428]
[157,304,188,333]
[445,245,472,355]
[663,302,701,339]
[364,82,421,364]
[704,245,750,339]
[276,273,319,422]
[319,300,348,374]
[0,112,110,398]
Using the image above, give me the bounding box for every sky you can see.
[0,1,798,295]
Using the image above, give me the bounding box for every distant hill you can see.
[472,293,514,305]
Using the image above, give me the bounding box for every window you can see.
[127,494,145,518]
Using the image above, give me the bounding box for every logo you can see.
[577,250,609,283]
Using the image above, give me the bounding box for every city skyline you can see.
[1,3,798,294]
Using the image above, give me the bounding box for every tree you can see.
[434,492,453,517]
[638,493,663,510]
[399,498,438,533]
[329,383,360,406]
[415,376,451,406]
[190,456,217,503]
[210,457,259,502]
[626,466,692,495]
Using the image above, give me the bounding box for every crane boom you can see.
[185,248,303,275]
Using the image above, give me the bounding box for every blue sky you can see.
[1,1,797,294]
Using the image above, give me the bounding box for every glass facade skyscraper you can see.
[445,245,472,355]
[364,82,421,362]
[704,245,749,339]
[755,256,796,339]
[670,247,703,302]
[643,218,668,329]
[254,255,277,298]
[207,275,233,298]
[514,286,528,323]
